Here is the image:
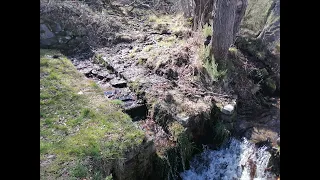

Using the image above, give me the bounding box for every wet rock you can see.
[262,77,276,96]
[105,74,116,81]
[97,71,109,80]
[40,24,55,39]
[124,103,148,121]
[80,68,93,75]
[47,155,56,159]
[118,94,135,101]
[104,89,115,97]
[91,69,99,75]
[110,79,127,88]
[222,104,235,115]
[52,55,60,59]
[124,101,134,108]
[176,113,190,126]
[104,89,120,98]
[276,137,280,146]
[53,23,62,33]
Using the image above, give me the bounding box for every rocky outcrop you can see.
[113,140,156,180]
[240,0,280,52]
[257,0,280,52]
[40,20,83,49]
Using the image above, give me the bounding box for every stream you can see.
[180,138,276,180]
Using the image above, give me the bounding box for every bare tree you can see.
[211,0,247,71]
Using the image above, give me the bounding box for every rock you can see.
[47,155,56,159]
[222,104,235,115]
[105,74,116,81]
[176,113,189,126]
[80,68,93,75]
[40,24,55,39]
[53,23,62,33]
[262,77,276,95]
[104,89,120,98]
[276,137,280,146]
[52,55,60,59]
[118,95,135,101]
[110,79,127,88]
[124,103,148,121]
[97,71,109,80]
[240,0,280,51]
[91,69,98,75]
[115,34,133,43]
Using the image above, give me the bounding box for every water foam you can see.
[181,138,275,180]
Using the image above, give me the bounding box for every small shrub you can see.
[199,44,226,81]
[92,171,104,180]
[202,23,212,38]
[105,174,113,180]
[81,108,95,118]
[71,163,88,178]
[90,81,99,89]
[213,120,230,145]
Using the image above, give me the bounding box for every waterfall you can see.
[180,138,276,180]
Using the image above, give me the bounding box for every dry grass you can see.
[148,13,192,37]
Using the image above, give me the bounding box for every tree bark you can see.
[193,0,213,29]
[233,0,248,42]
[211,0,247,71]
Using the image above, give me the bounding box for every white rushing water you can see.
[180,138,276,180]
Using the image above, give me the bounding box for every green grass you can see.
[71,162,88,178]
[202,23,212,38]
[109,99,124,106]
[213,120,230,146]
[198,45,226,81]
[90,81,99,89]
[40,49,145,179]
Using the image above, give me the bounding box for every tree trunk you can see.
[193,0,213,29]
[211,0,247,71]
[233,0,248,42]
